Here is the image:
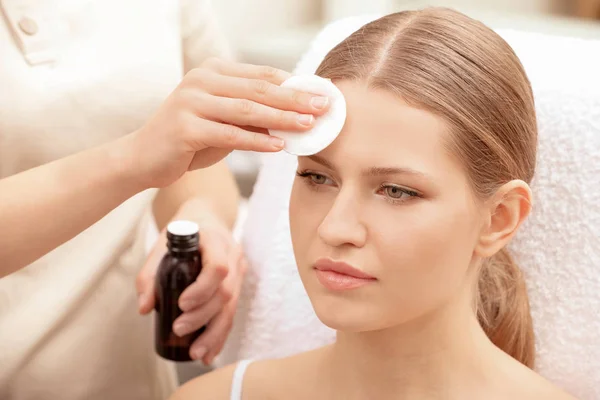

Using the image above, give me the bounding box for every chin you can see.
[305,284,386,333]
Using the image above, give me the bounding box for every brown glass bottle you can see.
[155,220,204,362]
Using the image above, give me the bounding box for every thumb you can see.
[136,233,167,314]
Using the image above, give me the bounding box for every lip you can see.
[313,258,376,291]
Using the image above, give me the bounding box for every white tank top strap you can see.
[230,359,253,400]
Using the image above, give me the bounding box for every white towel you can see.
[218,15,600,400]
[498,29,600,400]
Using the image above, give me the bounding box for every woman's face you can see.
[289,81,484,332]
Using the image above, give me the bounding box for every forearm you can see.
[152,160,240,230]
[0,135,142,278]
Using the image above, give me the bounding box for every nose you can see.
[317,188,367,248]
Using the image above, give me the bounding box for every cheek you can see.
[289,181,328,267]
[371,195,479,318]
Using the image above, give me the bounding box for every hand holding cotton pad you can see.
[268,75,347,156]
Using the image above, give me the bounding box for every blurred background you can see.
[218,0,600,198]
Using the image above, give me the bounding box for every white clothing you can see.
[0,1,229,399]
[229,360,253,400]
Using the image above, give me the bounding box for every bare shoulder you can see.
[168,359,289,400]
[492,353,578,400]
[530,382,578,400]
[511,367,578,400]
[168,363,238,400]
[234,357,293,399]
[241,349,326,399]
[534,379,579,400]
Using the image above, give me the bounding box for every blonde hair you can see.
[316,8,536,368]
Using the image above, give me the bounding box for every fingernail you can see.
[297,114,314,127]
[192,347,207,360]
[173,322,190,337]
[310,96,329,109]
[269,136,285,149]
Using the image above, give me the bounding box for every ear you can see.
[475,180,532,258]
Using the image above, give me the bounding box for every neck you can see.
[323,293,505,399]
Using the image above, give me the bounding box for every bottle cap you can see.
[268,74,347,156]
[166,220,199,252]
[167,220,199,237]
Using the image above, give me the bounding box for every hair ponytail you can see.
[476,248,535,368]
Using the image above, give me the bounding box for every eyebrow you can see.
[306,155,429,179]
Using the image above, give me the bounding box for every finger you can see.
[177,263,227,312]
[136,234,168,314]
[201,58,291,85]
[187,127,270,171]
[172,287,230,337]
[189,305,235,363]
[199,253,247,364]
[237,125,268,135]
[203,329,228,366]
[197,94,316,132]
[221,244,247,294]
[190,118,285,152]
[200,73,330,116]
[178,230,230,311]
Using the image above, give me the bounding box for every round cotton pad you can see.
[269,74,347,156]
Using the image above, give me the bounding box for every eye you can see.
[385,186,408,199]
[296,170,335,187]
[310,174,328,185]
[379,185,420,203]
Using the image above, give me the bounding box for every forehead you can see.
[314,80,457,177]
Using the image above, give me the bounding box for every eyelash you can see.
[295,170,421,204]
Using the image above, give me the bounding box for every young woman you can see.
[171,8,575,400]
